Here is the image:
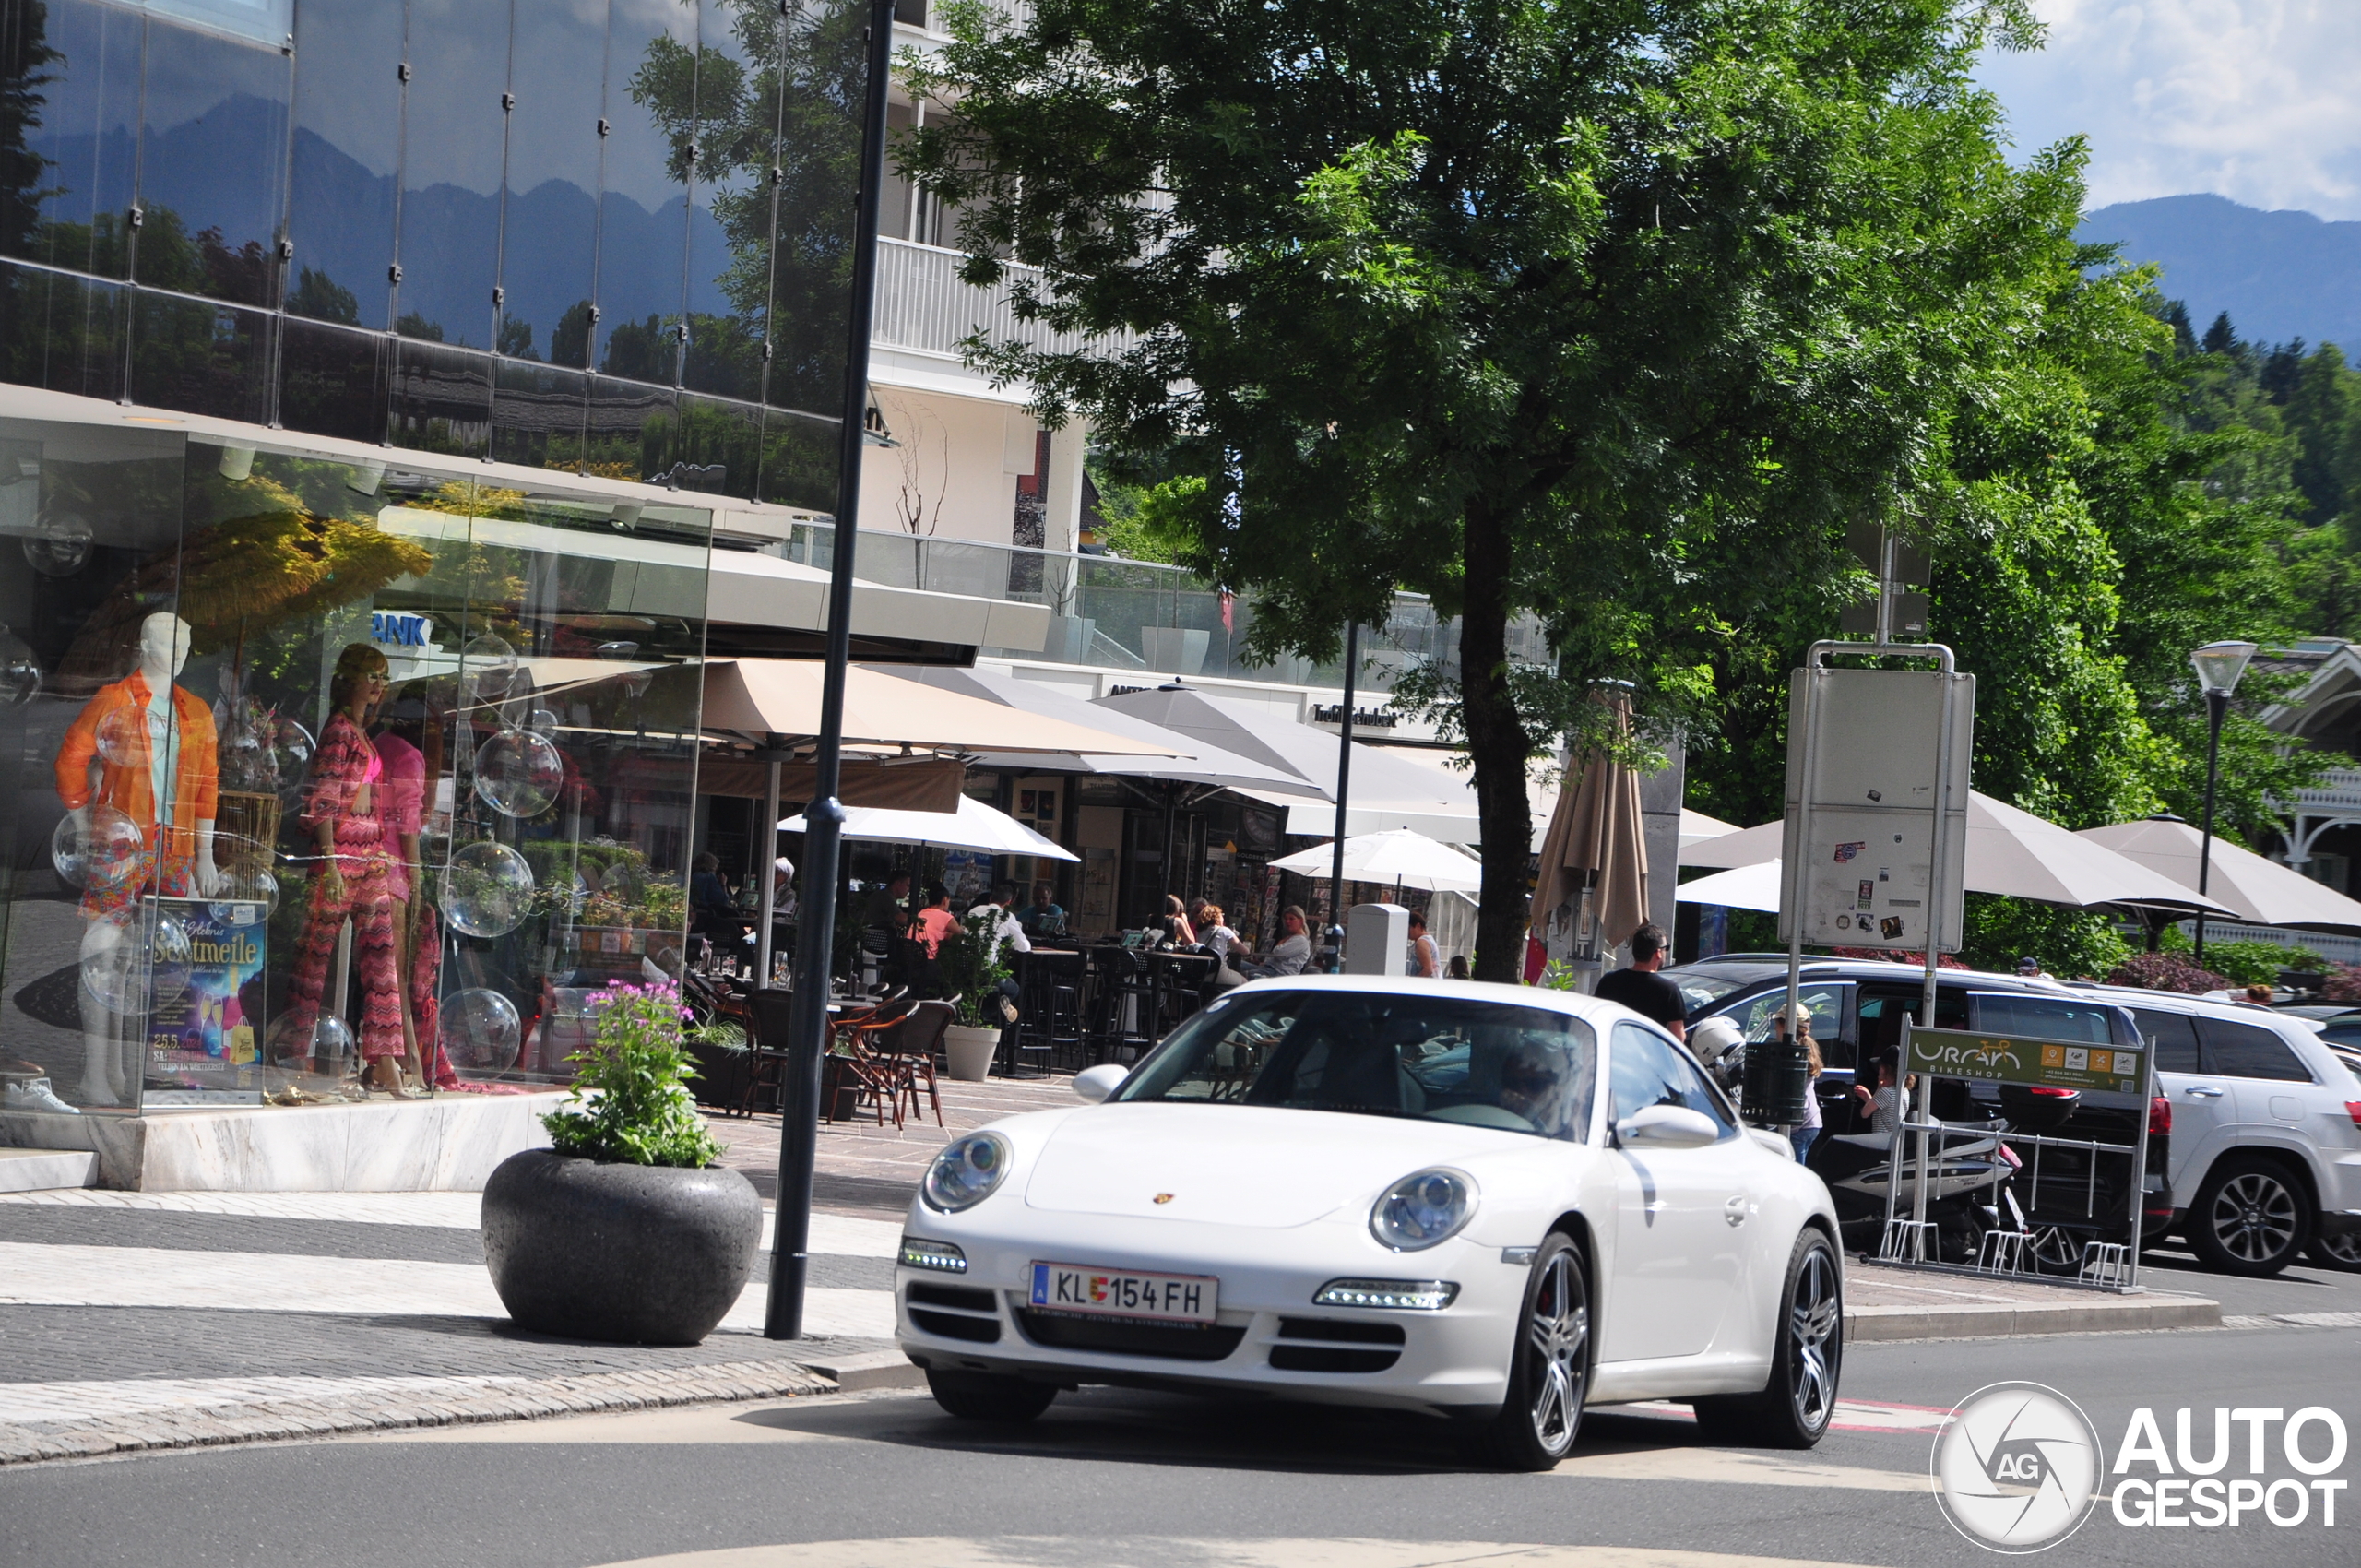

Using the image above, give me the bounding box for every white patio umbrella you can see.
[1674,861,1782,913]
[1268,828,1485,894]
[778,794,1079,861]
[2078,816,2361,931]
[1678,791,2234,914]
[1679,808,1743,849]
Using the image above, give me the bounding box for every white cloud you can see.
[1975,0,2361,218]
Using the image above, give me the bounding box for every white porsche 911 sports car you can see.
[895,975,1842,1468]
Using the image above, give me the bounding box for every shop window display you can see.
[0,413,709,1117]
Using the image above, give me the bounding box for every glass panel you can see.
[285,0,401,328]
[277,312,388,444]
[388,335,490,459]
[144,0,290,50]
[763,0,860,415]
[0,415,184,1115]
[494,0,599,367]
[1730,982,1847,1046]
[132,18,290,306]
[1972,992,2118,1045]
[127,290,272,422]
[2200,1017,2313,1082]
[0,259,129,402]
[2132,1007,2201,1075]
[488,352,587,473]
[583,370,671,481]
[2,0,142,279]
[680,0,771,401]
[396,0,505,348]
[662,389,760,498]
[1608,1022,1736,1134]
[597,0,692,383]
[753,402,832,509]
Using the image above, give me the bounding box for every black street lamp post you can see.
[2189,640,2258,972]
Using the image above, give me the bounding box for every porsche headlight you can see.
[1370,1168,1476,1251]
[922,1132,1011,1213]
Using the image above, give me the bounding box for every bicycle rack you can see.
[1880,1218,1940,1264]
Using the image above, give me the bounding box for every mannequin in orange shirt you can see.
[54,612,225,1105]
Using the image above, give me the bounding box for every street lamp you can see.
[2189,640,2258,969]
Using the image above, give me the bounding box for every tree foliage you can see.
[905,0,2084,978]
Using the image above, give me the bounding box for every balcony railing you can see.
[2283,766,2361,816]
[777,523,1551,689]
[872,238,1112,363]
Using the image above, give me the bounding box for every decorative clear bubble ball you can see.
[0,624,41,705]
[50,806,145,890]
[22,512,92,577]
[525,707,560,738]
[271,718,316,808]
[443,839,535,939]
[462,632,520,706]
[208,862,279,921]
[473,728,563,818]
[267,1011,355,1072]
[216,719,272,791]
[94,702,161,768]
[79,908,193,1015]
[439,988,521,1073]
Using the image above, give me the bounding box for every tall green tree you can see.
[906,0,2082,978]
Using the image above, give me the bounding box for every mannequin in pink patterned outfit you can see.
[281,645,420,1096]
[374,720,456,1090]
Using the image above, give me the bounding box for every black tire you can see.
[1691,1229,1842,1450]
[925,1368,1058,1422]
[1467,1231,1590,1471]
[2306,1230,2361,1272]
[2188,1156,2312,1277]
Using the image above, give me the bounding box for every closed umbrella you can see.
[1269,828,1485,893]
[1530,695,1650,961]
[1679,792,2233,914]
[2078,816,2361,931]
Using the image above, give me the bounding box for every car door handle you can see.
[2181,1087,2225,1099]
[1724,1195,1750,1227]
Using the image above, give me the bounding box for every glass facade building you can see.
[0,0,860,509]
[0,0,870,1122]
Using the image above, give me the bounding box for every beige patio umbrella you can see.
[2079,816,2361,930]
[1680,792,2234,914]
[1530,695,1650,957]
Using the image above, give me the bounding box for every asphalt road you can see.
[3,1253,2354,1568]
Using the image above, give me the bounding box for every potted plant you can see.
[934,909,1011,1081]
[480,980,759,1345]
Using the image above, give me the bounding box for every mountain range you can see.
[2079,195,2361,353]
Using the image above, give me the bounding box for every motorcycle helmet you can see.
[1689,1015,1744,1063]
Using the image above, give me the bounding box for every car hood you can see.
[1022,1101,1530,1229]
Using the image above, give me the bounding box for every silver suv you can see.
[2080,986,2361,1277]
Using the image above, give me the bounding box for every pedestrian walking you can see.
[1407,910,1441,978]
[1591,922,1686,1041]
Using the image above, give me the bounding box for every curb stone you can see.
[0,1358,841,1467]
[1845,1295,2220,1343]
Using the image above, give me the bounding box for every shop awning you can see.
[874,666,1325,796]
[779,794,1079,861]
[702,659,1176,755]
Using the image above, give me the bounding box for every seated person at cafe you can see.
[1020,882,1066,938]
[861,870,912,936]
[689,852,747,950]
[1238,905,1313,978]
[904,884,958,996]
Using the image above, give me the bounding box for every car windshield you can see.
[1661,966,1762,1015]
[1115,990,1598,1141]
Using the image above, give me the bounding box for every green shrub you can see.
[542,980,726,1168]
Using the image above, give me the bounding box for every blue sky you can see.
[1975,0,2361,220]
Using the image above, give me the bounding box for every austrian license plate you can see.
[1028,1261,1218,1323]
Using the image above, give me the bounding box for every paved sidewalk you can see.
[0,1069,2228,1468]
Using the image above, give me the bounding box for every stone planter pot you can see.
[942,1023,1000,1083]
[481,1148,761,1346]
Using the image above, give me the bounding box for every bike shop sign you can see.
[1904,1024,2145,1095]
[1933,1383,2349,1551]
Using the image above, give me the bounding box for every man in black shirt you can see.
[1592,922,1687,1042]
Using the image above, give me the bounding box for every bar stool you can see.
[1016,949,1086,1074]
[1087,946,1156,1063]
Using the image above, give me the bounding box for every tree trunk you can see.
[1459,497,1532,983]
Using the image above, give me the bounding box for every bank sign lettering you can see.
[1905,1026,2144,1094]
[370,612,432,648]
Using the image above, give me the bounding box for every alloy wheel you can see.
[1526,1251,1589,1455]
[1786,1245,1839,1430]
[2210,1171,2299,1265]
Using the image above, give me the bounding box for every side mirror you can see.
[1615,1104,1721,1150]
[1073,1063,1129,1104]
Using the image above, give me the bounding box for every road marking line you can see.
[1621,1398,1952,1432]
